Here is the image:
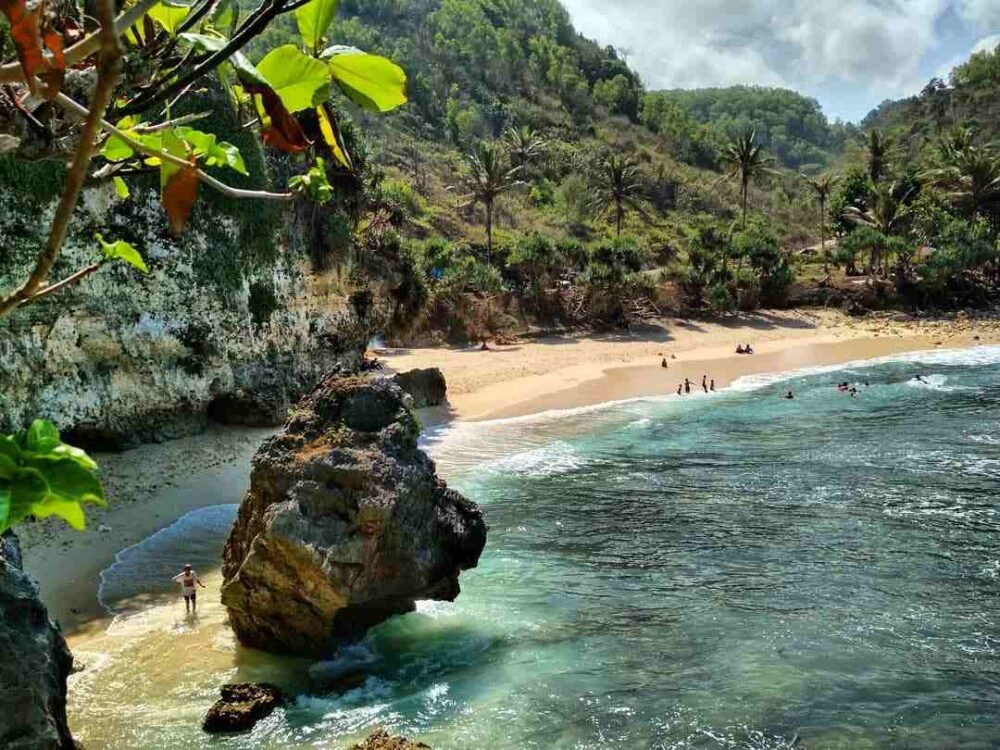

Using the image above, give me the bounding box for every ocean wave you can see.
[730,345,1000,392]
[484,440,585,478]
[905,374,953,391]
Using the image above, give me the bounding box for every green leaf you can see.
[321,47,407,113]
[113,176,130,199]
[102,136,135,162]
[211,0,237,32]
[179,33,267,86]
[96,233,148,273]
[174,126,248,175]
[11,468,47,509]
[0,484,9,533]
[50,443,98,472]
[148,0,191,36]
[0,455,15,481]
[29,457,105,507]
[295,0,338,52]
[32,499,86,530]
[26,420,60,453]
[257,44,331,113]
[159,127,188,190]
[0,436,22,464]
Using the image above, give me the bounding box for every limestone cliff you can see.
[220,374,486,657]
[0,532,75,750]
[0,108,391,448]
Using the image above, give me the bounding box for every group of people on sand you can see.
[675,374,715,396]
[735,344,755,355]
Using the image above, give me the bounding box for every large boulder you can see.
[0,532,75,750]
[220,374,486,657]
[391,368,447,408]
[202,682,284,734]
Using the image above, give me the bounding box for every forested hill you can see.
[862,44,1000,152]
[641,87,850,171]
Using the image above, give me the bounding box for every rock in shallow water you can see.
[202,682,284,734]
[0,532,75,750]
[350,730,431,749]
[220,373,487,657]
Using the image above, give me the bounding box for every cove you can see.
[68,347,1000,749]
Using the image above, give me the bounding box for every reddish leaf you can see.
[246,84,310,154]
[162,165,199,235]
[0,0,65,97]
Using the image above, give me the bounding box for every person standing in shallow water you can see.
[684,378,691,394]
[173,564,205,614]
[702,375,708,393]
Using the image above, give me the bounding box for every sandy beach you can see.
[21,308,1000,630]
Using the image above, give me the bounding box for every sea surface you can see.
[68,347,1000,749]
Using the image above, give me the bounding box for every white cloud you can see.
[561,0,975,117]
[961,0,1000,28]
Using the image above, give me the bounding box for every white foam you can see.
[483,440,584,478]
[730,345,1000,393]
[905,374,952,391]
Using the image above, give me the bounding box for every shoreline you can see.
[22,308,1000,630]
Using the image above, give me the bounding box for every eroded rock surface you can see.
[220,374,486,657]
[391,367,447,408]
[350,729,432,749]
[202,682,284,734]
[0,532,75,750]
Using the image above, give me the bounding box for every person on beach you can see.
[172,564,205,614]
[710,379,716,392]
[662,358,668,369]
[702,375,708,393]
[736,344,745,354]
[676,384,682,395]
[684,378,691,394]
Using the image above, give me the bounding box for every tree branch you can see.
[0,0,121,319]
[52,90,295,202]
[0,0,160,84]
[118,0,294,116]
[26,262,103,302]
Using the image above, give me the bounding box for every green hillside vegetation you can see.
[254,2,998,342]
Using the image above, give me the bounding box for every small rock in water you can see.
[97,524,112,533]
[350,729,432,749]
[202,682,284,734]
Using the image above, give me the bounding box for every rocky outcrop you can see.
[202,682,284,734]
[391,368,447,408]
[0,532,75,750]
[220,374,486,657]
[350,730,432,749]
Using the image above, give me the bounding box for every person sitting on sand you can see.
[784,390,794,399]
[745,344,754,354]
[736,344,745,354]
[172,564,205,614]
[662,358,668,369]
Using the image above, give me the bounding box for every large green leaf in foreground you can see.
[322,46,407,113]
[257,44,332,113]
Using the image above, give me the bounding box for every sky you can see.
[560,0,1000,122]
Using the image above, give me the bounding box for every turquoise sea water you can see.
[72,347,1000,749]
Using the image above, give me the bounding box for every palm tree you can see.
[591,153,643,236]
[459,142,522,264]
[927,131,1000,238]
[866,129,892,185]
[719,129,776,228]
[843,181,915,275]
[503,125,547,170]
[803,172,839,271]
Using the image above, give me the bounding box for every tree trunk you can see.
[820,197,828,274]
[615,200,623,236]
[485,200,493,266]
[741,179,749,229]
